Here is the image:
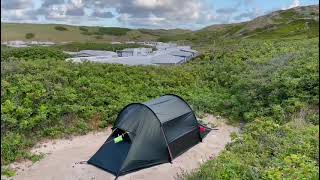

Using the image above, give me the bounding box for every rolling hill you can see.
[1,5,318,43]
[193,5,319,41]
[0,5,318,55]
[0,23,190,43]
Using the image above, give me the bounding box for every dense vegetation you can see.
[1,46,68,61]
[25,33,35,39]
[54,26,68,31]
[79,26,89,32]
[1,36,318,178]
[1,5,319,178]
[183,119,318,179]
[78,27,132,37]
[97,27,131,36]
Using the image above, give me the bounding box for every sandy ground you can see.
[7,115,239,180]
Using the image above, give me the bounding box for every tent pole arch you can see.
[163,94,197,115]
[113,102,145,130]
[163,94,203,141]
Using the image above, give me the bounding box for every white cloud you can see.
[289,0,300,8]
[282,0,300,10]
[1,0,39,22]
[69,0,83,8]
[86,0,215,28]
[3,0,306,29]
[1,0,33,9]
[133,0,166,9]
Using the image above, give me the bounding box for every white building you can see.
[117,48,153,57]
[66,42,199,66]
[64,50,118,58]
[5,40,29,47]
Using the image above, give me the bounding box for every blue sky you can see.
[1,0,319,30]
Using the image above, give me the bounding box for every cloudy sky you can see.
[1,0,318,30]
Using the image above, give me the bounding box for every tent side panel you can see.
[168,127,200,158]
[162,112,198,143]
[119,106,169,174]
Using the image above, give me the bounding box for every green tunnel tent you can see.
[87,94,211,178]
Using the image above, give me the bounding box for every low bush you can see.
[95,35,103,39]
[1,38,318,177]
[183,119,319,180]
[79,26,89,32]
[81,31,93,36]
[1,47,68,61]
[25,33,35,39]
[54,26,68,31]
[97,27,131,36]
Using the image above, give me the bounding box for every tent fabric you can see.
[88,94,210,178]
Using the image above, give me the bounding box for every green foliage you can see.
[96,27,131,36]
[25,33,35,39]
[80,31,93,36]
[250,19,319,39]
[79,26,89,32]
[94,35,103,39]
[184,119,319,180]
[54,26,68,31]
[0,37,318,178]
[1,47,68,61]
[1,167,16,177]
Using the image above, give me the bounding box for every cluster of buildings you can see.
[2,40,198,65]
[1,40,56,47]
[65,42,198,66]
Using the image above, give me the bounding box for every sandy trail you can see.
[10,115,239,180]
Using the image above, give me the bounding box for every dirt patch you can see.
[9,115,239,180]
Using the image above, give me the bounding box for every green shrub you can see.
[54,26,68,31]
[95,35,103,39]
[81,31,93,36]
[184,119,319,180]
[97,27,131,36]
[1,37,318,177]
[25,33,35,39]
[79,26,88,32]
[1,47,68,61]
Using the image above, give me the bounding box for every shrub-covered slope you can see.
[1,38,318,177]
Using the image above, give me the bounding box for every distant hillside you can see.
[0,23,189,43]
[192,5,319,43]
[1,5,318,43]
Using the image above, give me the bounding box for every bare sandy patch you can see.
[9,115,239,180]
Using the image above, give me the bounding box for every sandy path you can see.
[10,115,239,180]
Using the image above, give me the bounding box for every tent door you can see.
[167,127,200,158]
[87,128,131,176]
